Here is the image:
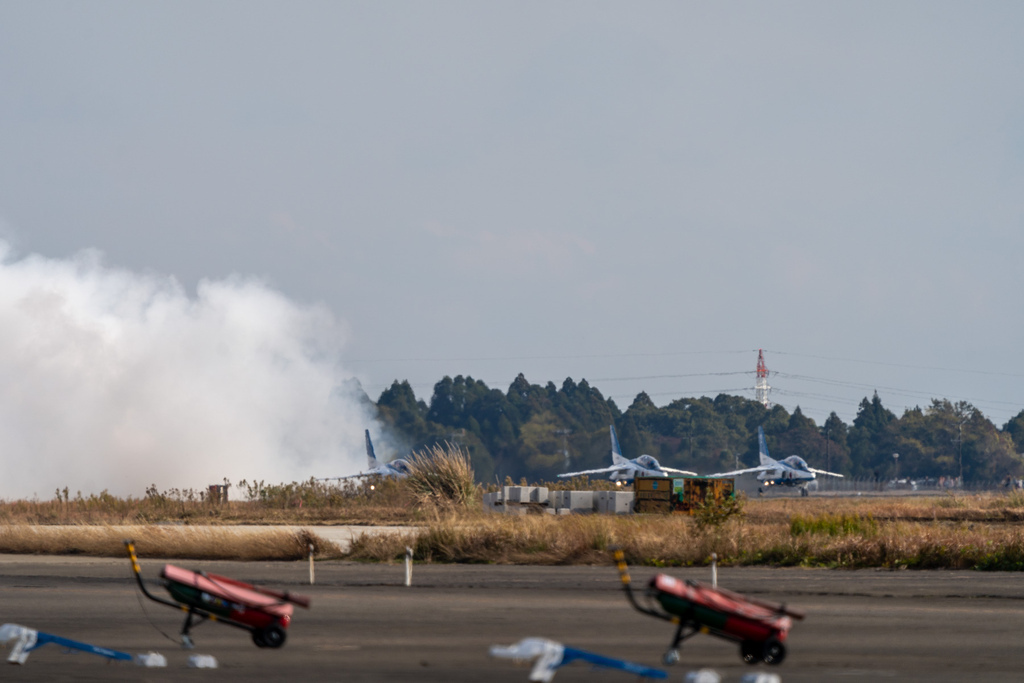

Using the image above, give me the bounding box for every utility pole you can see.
[553,429,572,470]
[826,427,831,474]
[958,421,963,485]
[952,403,970,486]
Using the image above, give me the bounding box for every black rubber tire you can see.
[258,624,287,649]
[740,640,760,664]
[251,630,267,648]
[762,638,786,665]
[801,488,809,497]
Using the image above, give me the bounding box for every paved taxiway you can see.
[2,555,1023,681]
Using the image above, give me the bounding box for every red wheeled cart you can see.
[613,549,803,666]
[125,541,310,649]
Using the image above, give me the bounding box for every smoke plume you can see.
[0,243,373,499]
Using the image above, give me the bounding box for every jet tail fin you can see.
[758,426,775,466]
[365,430,380,468]
[610,425,628,466]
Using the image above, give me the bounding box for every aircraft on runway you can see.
[557,425,696,484]
[708,426,843,496]
[321,430,410,480]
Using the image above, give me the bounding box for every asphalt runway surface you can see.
[3,555,1024,682]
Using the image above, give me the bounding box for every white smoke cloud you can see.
[0,242,373,499]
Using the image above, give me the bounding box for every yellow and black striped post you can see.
[125,540,141,576]
[613,548,631,588]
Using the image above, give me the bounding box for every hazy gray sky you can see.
[2,1,1023,437]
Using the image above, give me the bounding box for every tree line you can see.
[363,373,1024,484]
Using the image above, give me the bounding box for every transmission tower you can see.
[755,349,771,408]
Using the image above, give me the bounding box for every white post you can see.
[404,546,413,587]
[711,553,718,589]
[308,543,315,585]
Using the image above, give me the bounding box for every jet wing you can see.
[318,472,368,480]
[706,465,772,478]
[659,466,698,476]
[808,467,844,477]
[319,465,391,480]
[556,466,623,478]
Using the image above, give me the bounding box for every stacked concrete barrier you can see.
[483,486,550,514]
[595,491,634,514]
[484,488,635,515]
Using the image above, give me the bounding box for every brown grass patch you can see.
[0,525,340,560]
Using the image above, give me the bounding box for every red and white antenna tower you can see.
[755,349,771,408]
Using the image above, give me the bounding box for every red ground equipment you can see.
[613,549,803,666]
[125,541,310,649]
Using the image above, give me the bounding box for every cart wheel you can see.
[257,624,287,649]
[740,640,760,664]
[662,649,680,666]
[762,639,786,665]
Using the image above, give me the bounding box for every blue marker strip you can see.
[27,631,134,662]
[559,646,668,679]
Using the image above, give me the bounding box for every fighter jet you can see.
[321,430,410,480]
[708,426,843,495]
[557,425,696,483]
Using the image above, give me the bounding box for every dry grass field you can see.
[5,461,1024,569]
[344,498,1024,570]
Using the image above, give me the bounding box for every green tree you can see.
[1003,410,1024,454]
[848,392,896,478]
[820,412,851,474]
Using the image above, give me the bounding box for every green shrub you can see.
[790,513,877,537]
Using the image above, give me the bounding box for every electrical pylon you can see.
[755,349,771,408]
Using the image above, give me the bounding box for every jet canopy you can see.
[780,456,809,472]
[389,460,412,475]
[635,455,659,470]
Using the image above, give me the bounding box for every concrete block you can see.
[608,491,634,514]
[530,487,549,504]
[482,491,503,513]
[507,486,534,503]
[562,491,594,513]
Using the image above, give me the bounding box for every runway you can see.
[2,555,1023,681]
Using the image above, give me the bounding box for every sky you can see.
[1,2,1023,493]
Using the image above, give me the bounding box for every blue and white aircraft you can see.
[557,425,696,483]
[322,430,411,480]
[709,426,843,495]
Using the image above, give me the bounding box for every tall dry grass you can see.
[0,477,420,526]
[0,525,339,560]
[344,510,1024,570]
[8,481,1024,527]
[404,443,476,509]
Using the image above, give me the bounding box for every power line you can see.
[343,349,756,363]
[767,349,1024,379]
